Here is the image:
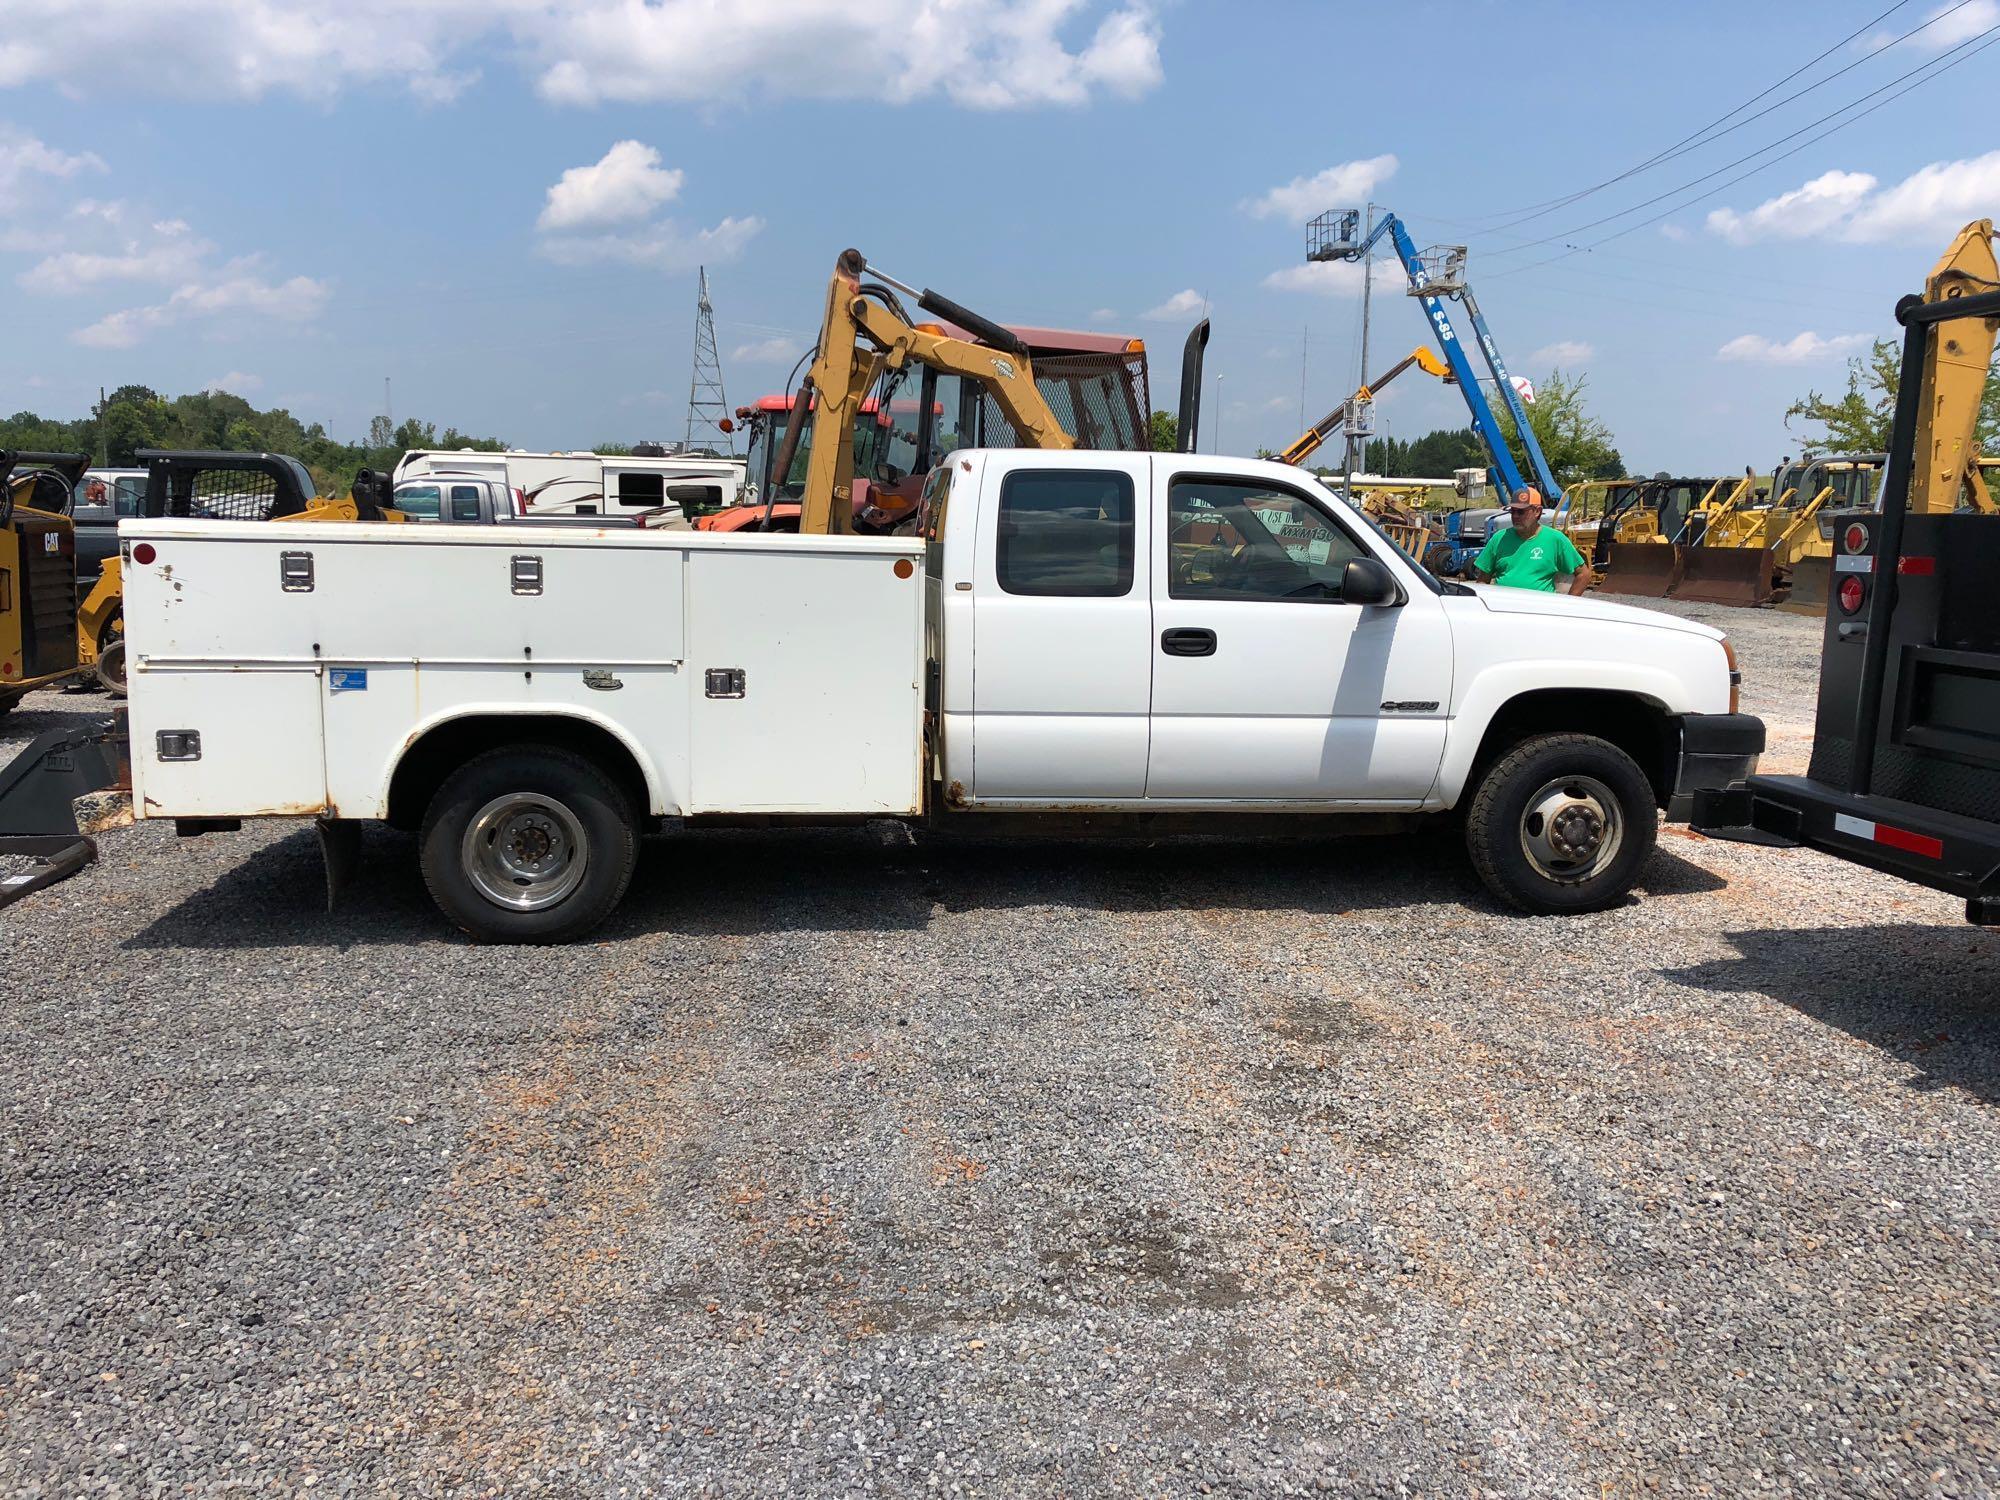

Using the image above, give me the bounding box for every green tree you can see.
[1496,370,1624,486]
[1148,410,1178,452]
[1786,337,2000,454]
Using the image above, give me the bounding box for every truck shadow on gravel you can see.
[1665,924,2000,1103]
[124,820,1729,949]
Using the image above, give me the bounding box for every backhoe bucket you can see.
[1598,541,1683,598]
[1778,555,1831,615]
[1670,545,1778,607]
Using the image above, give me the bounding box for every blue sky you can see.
[3,0,1998,473]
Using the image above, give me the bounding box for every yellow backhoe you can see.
[776,251,1096,536]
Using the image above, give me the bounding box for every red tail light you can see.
[1841,522,1869,554]
[1837,576,1867,615]
[132,542,157,566]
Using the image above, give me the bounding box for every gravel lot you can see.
[3,600,1997,1497]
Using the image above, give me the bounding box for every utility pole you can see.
[1344,201,1378,501]
[684,266,734,455]
[1298,326,1308,433]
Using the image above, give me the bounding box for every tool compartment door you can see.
[685,539,923,814]
[121,527,330,817]
[129,666,328,817]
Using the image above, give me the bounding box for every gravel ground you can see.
[3,602,1997,1497]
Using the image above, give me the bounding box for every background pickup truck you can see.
[120,449,1763,941]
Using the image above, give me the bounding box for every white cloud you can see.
[534,150,759,273]
[538,140,683,232]
[1141,288,1204,320]
[1708,152,2000,245]
[1658,223,1690,242]
[1089,307,1118,322]
[1706,169,1876,244]
[731,335,801,364]
[76,271,331,348]
[205,370,263,392]
[0,126,104,191]
[20,220,213,293]
[1242,155,1398,224]
[0,1,1162,110]
[537,213,763,272]
[1715,331,1871,364]
[1869,0,1998,50]
[1531,339,1594,365]
[1263,259,1378,297]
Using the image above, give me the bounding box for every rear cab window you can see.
[995,469,1135,597]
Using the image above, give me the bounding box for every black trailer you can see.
[1693,286,2000,926]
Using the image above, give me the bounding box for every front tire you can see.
[1465,732,1657,915]
[419,746,638,942]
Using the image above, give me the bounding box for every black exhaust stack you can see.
[1176,319,1210,453]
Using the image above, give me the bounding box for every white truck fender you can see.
[366,702,674,820]
[1436,659,1697,807]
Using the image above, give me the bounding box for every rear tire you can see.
[419,745,638,943]
[1465,732,1657,915]
[95,614,127,696]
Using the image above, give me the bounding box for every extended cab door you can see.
[1147,465,1451,802]
[967,454,1153,798]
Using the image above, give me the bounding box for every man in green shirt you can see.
[1472,487,1594,595]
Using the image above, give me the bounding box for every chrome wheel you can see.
[461,792,589,911]
[1518,774,1623,884]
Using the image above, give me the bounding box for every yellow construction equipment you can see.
[1275,346,1451,468]
[786,250,1081,535]
[1593,477,1721,598]
[1911,218,1999,516]
[0,452,85,713]
[1678,221,1998,610]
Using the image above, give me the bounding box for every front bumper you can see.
[1692,775,2000,925]
[1665,712,1765,822]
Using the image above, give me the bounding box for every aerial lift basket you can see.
[1597,540,1684,598]
[1670,544,1780,607]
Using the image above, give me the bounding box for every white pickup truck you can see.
[117,449,1762,941]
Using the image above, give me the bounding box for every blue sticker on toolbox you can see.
[329,669,368,692]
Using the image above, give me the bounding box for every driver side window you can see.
[1167,478,1365,601]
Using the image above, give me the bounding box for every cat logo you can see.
[43,532,60,554]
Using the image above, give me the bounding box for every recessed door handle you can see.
[1161,627,1217,657]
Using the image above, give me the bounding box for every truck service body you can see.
[118,449,1761,940]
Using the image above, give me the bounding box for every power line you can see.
[1471,0,1953,233]
[1479,19,2000,267]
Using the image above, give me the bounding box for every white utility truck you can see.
[117,450,1762,941]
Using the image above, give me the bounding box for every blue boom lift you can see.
[1307,209,1563,506]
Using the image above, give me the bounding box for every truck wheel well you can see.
[386,715,651,831]
[1467,690,1676,808]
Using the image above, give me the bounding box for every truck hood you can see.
[1465,583,1724,641]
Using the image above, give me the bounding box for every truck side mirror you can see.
[1342,555,1401,606]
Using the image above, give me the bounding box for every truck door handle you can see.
[1161,627,1217,657]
